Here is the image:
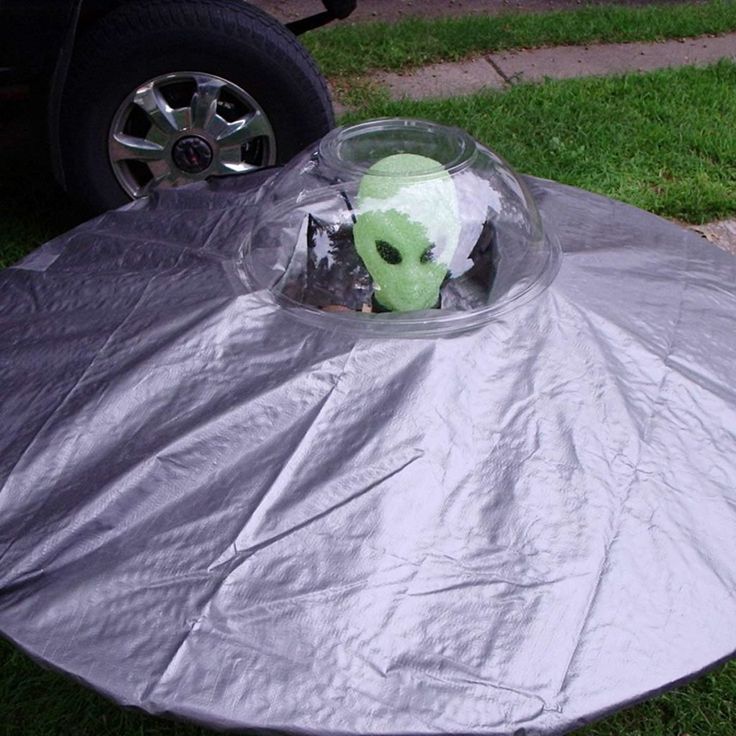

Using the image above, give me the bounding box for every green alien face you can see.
[354,153,460,313]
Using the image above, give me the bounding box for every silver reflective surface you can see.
[1,173,735,735]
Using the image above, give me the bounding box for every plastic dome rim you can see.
[243,223,562,338]
[319,117,479,180]
[241,117,564,337]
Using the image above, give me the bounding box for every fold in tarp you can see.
[1,172,735,735]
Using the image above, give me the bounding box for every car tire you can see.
[59,0,334,212]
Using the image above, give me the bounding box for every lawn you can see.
[339,60,736,225]
[1,8,736,735]
[304,0,736,76]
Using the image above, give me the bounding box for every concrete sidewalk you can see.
[371,32,736,100]
[691,220,736,256]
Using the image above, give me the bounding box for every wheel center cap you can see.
[172,135,214,174]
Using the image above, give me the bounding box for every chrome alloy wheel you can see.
[108,72,277,198]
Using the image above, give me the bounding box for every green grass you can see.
[1,636,735,735]
[578,659,736,736]
[304,0,736,76]
[340,60,736,224]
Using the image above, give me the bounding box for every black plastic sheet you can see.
[1,172,735,735]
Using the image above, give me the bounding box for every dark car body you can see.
[0,0,355,200]
[0,0,356,85]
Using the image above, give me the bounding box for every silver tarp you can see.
[1,172,735,735]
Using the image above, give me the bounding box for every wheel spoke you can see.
[137,159,186,197]
[138,172,168,197]
[139,169,189,196]
[109,133,166,163]
[216,111,272,146]
[147,158,174,179]
[191,76,225,130]
[213,156,258,176]
[111,72,278,199]
[134,84,180,135]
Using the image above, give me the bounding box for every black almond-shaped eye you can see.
[420,245,434,264]
[376,240,402,264]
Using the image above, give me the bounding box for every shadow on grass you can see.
[0,94,89,269]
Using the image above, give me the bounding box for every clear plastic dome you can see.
[243,118,560,336]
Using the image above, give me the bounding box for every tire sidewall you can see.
[62,10,333,211]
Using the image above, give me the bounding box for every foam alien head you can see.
[354,153,461,312]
